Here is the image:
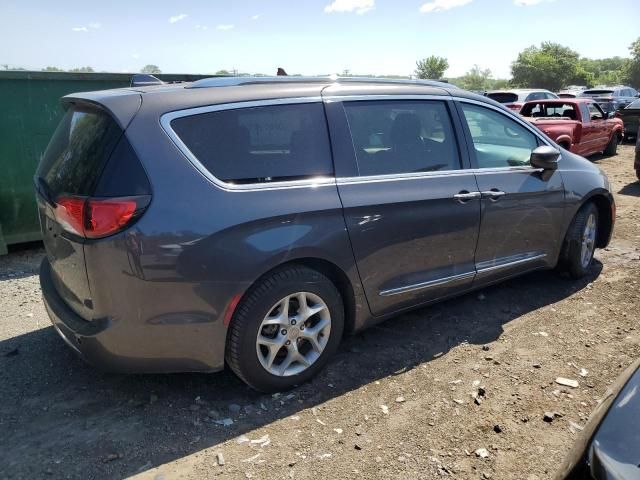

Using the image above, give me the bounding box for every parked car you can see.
[486,89,558,111]
[36,76,615,392]
[556,358,640,479]
[520,99,624,157]
[558,86,587,98]
[579,86,639,113]
[636,128,640,181]
[618,98,640,140]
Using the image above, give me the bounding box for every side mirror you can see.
[606,111,617,119]
[530,145,560,170]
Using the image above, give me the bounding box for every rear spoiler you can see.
[130,74,164,87]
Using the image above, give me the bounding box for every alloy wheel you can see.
[256,292,331,377]
[580,213,597,268]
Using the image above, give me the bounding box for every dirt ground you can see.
[1,144,639,480]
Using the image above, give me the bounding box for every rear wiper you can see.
[34,176,56,208]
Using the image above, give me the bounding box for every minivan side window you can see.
[342,100,461,176]
[170,103,333,184]
[460,103,538,168]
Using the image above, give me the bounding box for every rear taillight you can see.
[56,197,86,236]
[507,103,522,110]
[54,196,149,239]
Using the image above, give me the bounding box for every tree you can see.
[215,69,231,75]
[140,64,161,74]
[415,56,449,80]
[622,37,640,88]
[459,65,492,91]
[511,42,583,91]
[42,66,64,72]
[69,66,94,73]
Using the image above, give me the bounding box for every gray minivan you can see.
[36,77,615,391]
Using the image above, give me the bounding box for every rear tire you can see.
[604,134,618,156]
[225,266,344,392]
[558,203,599,279]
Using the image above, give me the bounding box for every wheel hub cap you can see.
[580,213,597,269]
[256,292,331,377]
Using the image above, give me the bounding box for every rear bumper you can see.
[40,258,224,373]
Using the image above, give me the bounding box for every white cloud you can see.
[419,0,472,13]
[195,24,208,30]
[514,0,552,5]
[169,13,188,24]
[251,14,261,20]
[324,0,375,15]
[131,53,140,59]
[71,26,88,32]
[216,24,235,31]
[88,22,101,29]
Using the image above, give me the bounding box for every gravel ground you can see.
[1,144,639,480]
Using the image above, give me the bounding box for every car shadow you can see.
[0,261,602,478]
[619,182,640,197]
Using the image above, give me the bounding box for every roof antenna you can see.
[130,74,164,87]
[276,67,288,76]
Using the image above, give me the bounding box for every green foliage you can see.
[622,37,640,88]
[511,42,583,91]
[415,56,449,80]
[459,65,492,91]
[579,57,626,86]
[447,66,510,92]
[215,69,231,75]
[140,64,161,74]
[42,66,64,72]
[69,66,95,73]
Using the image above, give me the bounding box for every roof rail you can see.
[187,76,455,89]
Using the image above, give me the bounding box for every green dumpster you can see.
[0,71,208,254]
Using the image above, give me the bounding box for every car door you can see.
[587,102,611,150]
[327,97,480,316]
[456,100,565,285]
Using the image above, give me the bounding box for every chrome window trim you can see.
[379,271,475,297]
[336,165,544,186]
[160,93,554,191]
[160,96,336,192]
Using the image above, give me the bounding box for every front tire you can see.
[559,203,599,279]
[225,266,344,392]
[604,134,618,156]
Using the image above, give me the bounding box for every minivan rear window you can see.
[37,104,122,196]
[486,93,518,104]
[582,90,614,96]
[170,103,333,184]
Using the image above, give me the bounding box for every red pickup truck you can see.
[520,99,624,157]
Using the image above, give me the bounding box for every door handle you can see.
[481,190,506,200]
[453,191,481,203]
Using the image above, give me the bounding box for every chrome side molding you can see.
[379,253,548,297]
[379,271,475,297]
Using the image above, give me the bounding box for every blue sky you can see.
[1,0,638,78]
